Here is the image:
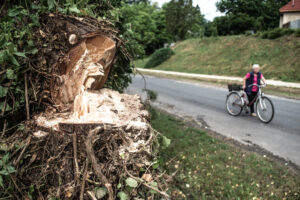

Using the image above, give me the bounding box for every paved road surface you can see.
[127,75,300,166]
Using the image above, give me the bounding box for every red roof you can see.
[280,0,300,13]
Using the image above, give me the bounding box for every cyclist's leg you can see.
[247,92,257,114]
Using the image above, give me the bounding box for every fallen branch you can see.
[24,73,30,120]
[14,136,31,166]
[80,160,89,200]
[1,119,7,138]
[85,127,114,200]
[72,133,80,182]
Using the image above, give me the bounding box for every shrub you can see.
[282,28,295,35]
[145,48,175,68]
[266,28,284,39]
[261,31,269,39]
[260,28,297,39]
[295,29,300,37]
[244,30,253,36]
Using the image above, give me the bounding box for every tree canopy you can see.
[215,0,290,35]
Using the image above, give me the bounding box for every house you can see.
[279,0,300,29]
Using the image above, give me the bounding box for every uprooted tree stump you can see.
[0,13,169,200]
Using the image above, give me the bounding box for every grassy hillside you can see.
[134,35,300,82]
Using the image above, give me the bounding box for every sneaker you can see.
[251,113,257,117]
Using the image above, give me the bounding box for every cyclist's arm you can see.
[261,74,266,85]
[243,73,249,89]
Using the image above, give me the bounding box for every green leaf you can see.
[27,40,34,47]
[18,124,25,131]
[6,69,16,79]
[14,52,27,58]
[162,136,171,148]
[29,184,34,194]
[0,50,8,64]
[117,183,122,189]
[95,187,107,199]
[29,48,38,55]
[69,5,81,14]
[149,181,158,194]
[0,176,3,188]
[47,0,55,10]
[0,102,12,112]
[6,166,16,174]
[2,154,9,164]
[125,177,138,188]
[152,160,159,169]
[117,191,129,200]
[7,43,16,53]
[8,8,20,17]
[9,55,20,66]
[0,86,8,98]
[0,170,8,176]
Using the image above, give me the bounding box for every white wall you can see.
[282,12,300,25]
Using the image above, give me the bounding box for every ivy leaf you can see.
[14,52,27,58]
[0,86,8,98]
[162,136,171,148]
[69,5,81,14]
[95,187,107,199]
[6,69,16,79]
[125,177,138,188]
[117,191,129,200]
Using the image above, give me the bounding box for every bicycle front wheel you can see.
[256,96,274,123]
[226,92,243,116]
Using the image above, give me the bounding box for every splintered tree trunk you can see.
[37,14,118,112]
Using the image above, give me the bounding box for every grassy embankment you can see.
[134,35,300,98]
[150,109,300,199]
[135,35,300,82]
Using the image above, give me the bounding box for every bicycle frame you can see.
[232,83,266,110]
[246,84,267,110]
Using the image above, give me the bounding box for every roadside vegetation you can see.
[145,48,174,68]
[149,108,300,199]
[135,35,300,82]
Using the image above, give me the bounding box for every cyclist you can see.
[242,64,266,117]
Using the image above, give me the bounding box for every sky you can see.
[151,0,224,21]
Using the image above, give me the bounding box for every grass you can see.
[134,35,300,82]
[150,109,300,199]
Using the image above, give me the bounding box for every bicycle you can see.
[225,83,275,123]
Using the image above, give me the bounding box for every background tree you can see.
[215,0,290,35]
[119,2,170,57]
[165,0,205,41]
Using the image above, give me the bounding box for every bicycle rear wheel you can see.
[256,96,274,123]
[226,92,243,116]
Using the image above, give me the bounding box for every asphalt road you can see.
[126,75,300,166]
